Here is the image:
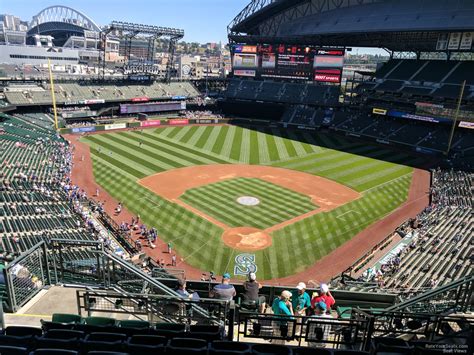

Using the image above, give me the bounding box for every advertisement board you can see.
[314,69,342,83]
[373,108,388,115]
[233,69,256,77]
[120,102,184,114]
[169,119,189,125]
[131,96,149,102]
[83,99,105,105]
[141,120,162,127]
[105,123,127,131]
[459,121,474,129]
[387,110,451,124]
[71,126,96,133]
[460,32,473,50]
[448,32,462,50]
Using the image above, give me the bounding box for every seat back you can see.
[4,327,42,337]
[251,343,292,354]
[84,317,117,327]
[209,340,251,354]
[44,330,85,340]
[118,320,150,329]
[0,345,28,355]
[51,313,83,324]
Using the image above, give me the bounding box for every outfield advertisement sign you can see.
[372,108,388,115]
[104,123,127,131]
[71,126,96,133]
[169,119,189,125]
[459,121,474,129]
[195,119,218,124]
[141,120,162,127]
[387,110,451,124]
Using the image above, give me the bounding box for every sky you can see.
[2,0,250,44]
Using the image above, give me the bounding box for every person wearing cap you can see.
[308,301,335,348]
[311,283,336,313]
[292,282,311,316]
[209,273,236,301]
[271,290,294,316]
[242,272,266,313]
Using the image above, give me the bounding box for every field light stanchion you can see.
[48,59,59,131]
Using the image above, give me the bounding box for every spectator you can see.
[292,282,311,316]
[311,283,335,313]
[210,273,236,301]
[272,290,294,316]
[242,272,266,313]
[176,279,193,299]
[308,301,334,348]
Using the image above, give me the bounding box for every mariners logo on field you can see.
[234,254,257,276]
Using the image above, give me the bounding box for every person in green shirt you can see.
[272,290,293,316]
[292,282,311,316]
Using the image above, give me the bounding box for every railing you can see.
[385,275,474,314]
[77,289,233,336]
[3,241,50,312]
[236,311,370,350]
[352,308,474,350]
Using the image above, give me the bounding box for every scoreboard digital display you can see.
[231,44,344,83]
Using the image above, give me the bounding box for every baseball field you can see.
[81,125,423,280]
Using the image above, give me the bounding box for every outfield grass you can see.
[83,125,420,279]
[180,177,317,229]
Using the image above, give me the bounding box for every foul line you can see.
[361,172,413,193]
[336,210,361,220]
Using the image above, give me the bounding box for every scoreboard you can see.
[231,44,344,83]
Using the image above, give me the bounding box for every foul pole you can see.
[48,59,59,131]
[446,80,466,155]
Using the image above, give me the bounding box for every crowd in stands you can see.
[338,168,473,293]
[185,110,224,120]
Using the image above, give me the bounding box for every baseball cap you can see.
[281,290,292,299]
[296,282,306,290]
[249,272,256,281]
[222,273,231,279]
[320,283,329,293]
[316,301,327,311]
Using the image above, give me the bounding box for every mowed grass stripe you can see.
[240,127,251,164]
[211,126,229,154]
[271,129,291,160]
[186,126,209,146]
[219,126,237,158]
[116,132,201,167]
[89,148,145,179]
[249,129,260,165]
[256,130,271,163]
[84,135,158,175]
[140,131,230,164]
[202,125,223,151]
[229,126,243,161]
[264,131,280,161]
[287,131,310,156]
[121,131,215,166]
[100,134,181,171]
[172,125,193,141]
[195,126,215,149]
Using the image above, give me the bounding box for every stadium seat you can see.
[84,317,117,327]
[34,337,79,351]
[188,324,222,341]
[117,320,150,329]
[51,314,83,324]
[154,323,186,338]
[251,343,292,355]
[82,332,127,353]
[30,350,78,355]
[166,337,207,354]
[208,340,251,354]
[371,336,413,354]
[41,321,76,332]
[44,330,85,340]
[4,327,42,337]
[126,335,167,354]
[292,347,332,355]
[0,345,28,355]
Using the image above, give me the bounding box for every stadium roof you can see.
[229,0,474,52]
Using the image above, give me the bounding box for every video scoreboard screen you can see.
[120,101,185,114]
[231,44,344,83]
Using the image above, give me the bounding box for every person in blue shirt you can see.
[292,282,311,316]
[272,290,294,316]
[209,273,236,301]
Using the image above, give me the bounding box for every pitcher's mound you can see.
[222,227,272,251]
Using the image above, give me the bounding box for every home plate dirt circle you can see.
[222,227,272,251]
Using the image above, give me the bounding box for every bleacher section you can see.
[3,82,200,107]
[358,59,474,103]
[226,79,340,106]
[344,169,472,293]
